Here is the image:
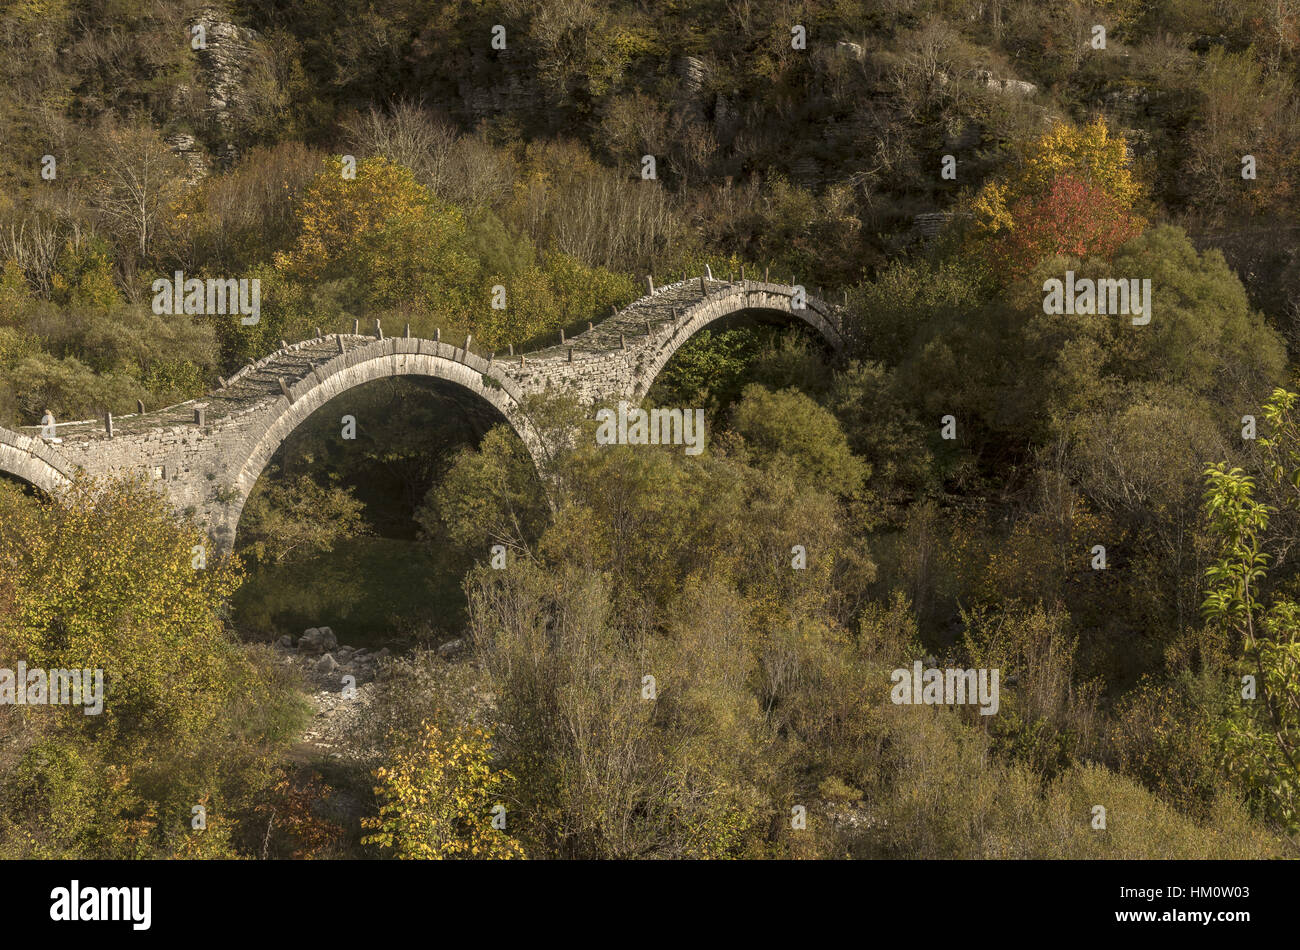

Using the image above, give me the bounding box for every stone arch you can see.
[0,426,73,494]
[629,284,844,401]
[213,340,545,552]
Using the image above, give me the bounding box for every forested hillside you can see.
[0,0,1298,859]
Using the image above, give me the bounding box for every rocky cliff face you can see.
[192,7,261,163]
[454,44,543,124]
[168,5,273,174]
[166,130,210,186]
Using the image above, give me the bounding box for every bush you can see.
[361,719,524,860]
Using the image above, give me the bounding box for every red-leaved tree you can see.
[990,173,1143,282]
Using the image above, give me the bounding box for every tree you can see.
[417,424,549,566]
[1013,117,1142,209]
[167,142,324,271]
[899,226,1286,462]
[361,719,524,859]
[466,561,770,859]
[0,476,302,858]
[730,383,867,499]
[264,155,635,353]
[970,118,1145,282]
[1201,458,1300,839]
[991,174,1143,282]
[89,122,186,263]
[239,473,367,564]
[644,327,774,421]
[273,155,476,316]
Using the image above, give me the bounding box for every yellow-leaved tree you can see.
[274,155,478,313]
[362,719,525,859]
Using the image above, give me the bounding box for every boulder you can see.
[274,634,293,650]
[316,654,339,674]
[974,69,1037,97]
[298,627,338,654]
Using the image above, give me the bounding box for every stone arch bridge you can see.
[1,277,843,552]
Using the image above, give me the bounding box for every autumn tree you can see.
[259,155,635,356]
[167,142,324,271]
[361,719,524,859]
[273,155,477,314]
[970,118,1145,282]
[989,174,1143,282]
